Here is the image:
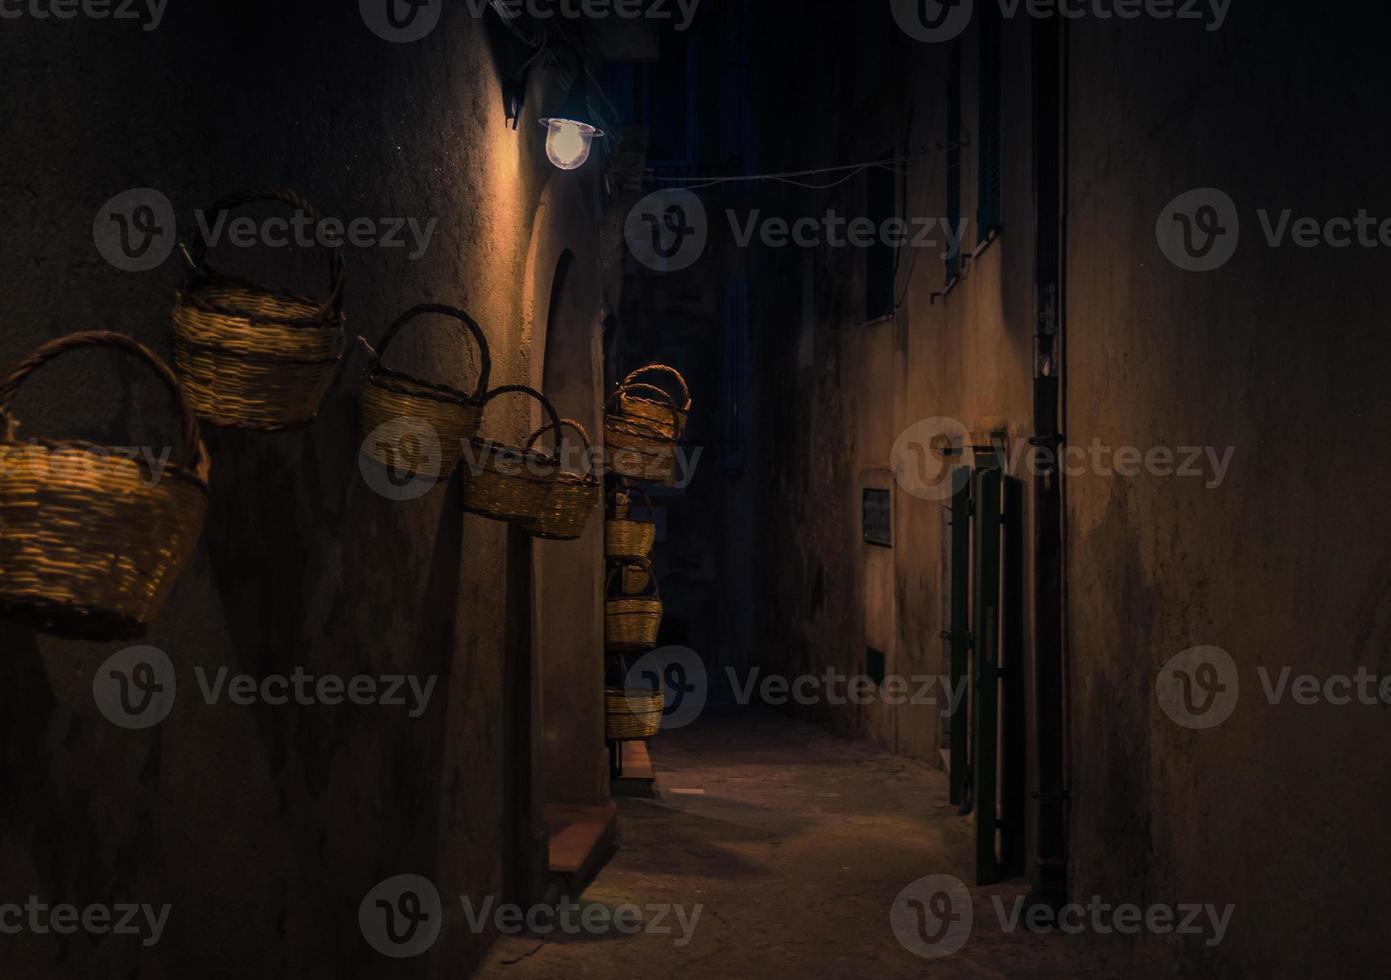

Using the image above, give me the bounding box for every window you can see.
[863,488,892,548]
[977,3,1003,242]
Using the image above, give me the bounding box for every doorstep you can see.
[543,802,618,894]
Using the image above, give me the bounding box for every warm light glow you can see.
[544,118,597,171]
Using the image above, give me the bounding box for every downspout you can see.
[1028,13,1070,911]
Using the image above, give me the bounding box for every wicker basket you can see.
[172,188,345,431]
[606,558,662,651]
[359,304,491,482]
[614,365,690,439]
[0,332,210,641]
[605,683,664,741]
[459,385,563,522]
[520,418,600,540]
[605,386,678,485]
[606,486,655,560]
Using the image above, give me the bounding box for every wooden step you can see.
[544,803,617,887]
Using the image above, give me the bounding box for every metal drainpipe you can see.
[1028,13,1070,912]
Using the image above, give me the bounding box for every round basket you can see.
[171,187,345,431]
[605,558,662,651]
[459,385,563,523]
[605,385,678,485]
[606,486,655,560]
[520,418,600,541]
[614,364,690,439]
[0,332,210,641]
[605,683,664,741]
[359,303,491,482]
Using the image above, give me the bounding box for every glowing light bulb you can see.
[544,118,597,170]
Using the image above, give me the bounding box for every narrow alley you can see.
[481,710,1098,979]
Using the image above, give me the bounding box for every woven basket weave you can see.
[605,386,678,485]
[605,558,662,651]
[606,486,655,560]
[172,188,345,431]
[605,684,664,741]
[520,418,600,541]
[459,385,563,523]
[0,332,210,640]
[359,304,491,482]
[614,365,690,439]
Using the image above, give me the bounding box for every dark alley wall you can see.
[0,4,607,977]
[1065,12,1391,978]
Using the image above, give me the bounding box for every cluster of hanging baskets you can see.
[604,365,689,486]
[605,556,663,651]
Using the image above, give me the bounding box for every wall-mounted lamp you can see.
[539,55,603,170]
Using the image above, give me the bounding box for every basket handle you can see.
[606,557,659,599]
[620,364,690,411]
[525,417,595,477]
[185,187,345,320]
[605,382,678,418]
[608,483,654,518]
[371,303,492,400]
[478,385,563,462]
[0,331,211,482]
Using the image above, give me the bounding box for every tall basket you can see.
[521,418,600,541]
[604,385,678,485]
[358,304,491,483]
[0,332,211,640]
[172,187,346,431]
[459,385,563,523]
[613,364,690,439]
[605,557,662,651]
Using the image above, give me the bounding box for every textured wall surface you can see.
[0,3,606,976]
[1065,11,1391,977]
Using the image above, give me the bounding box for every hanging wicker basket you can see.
[459,385,563,523]
[605,557,662,651]
[358,303,491,483]
[520,418,600,540]
[172,187,345,431]
[606,485,656,560]
[605,682,664,741]
[605,385,678,485]
[0,332,210,641]
[614,364,691,439]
